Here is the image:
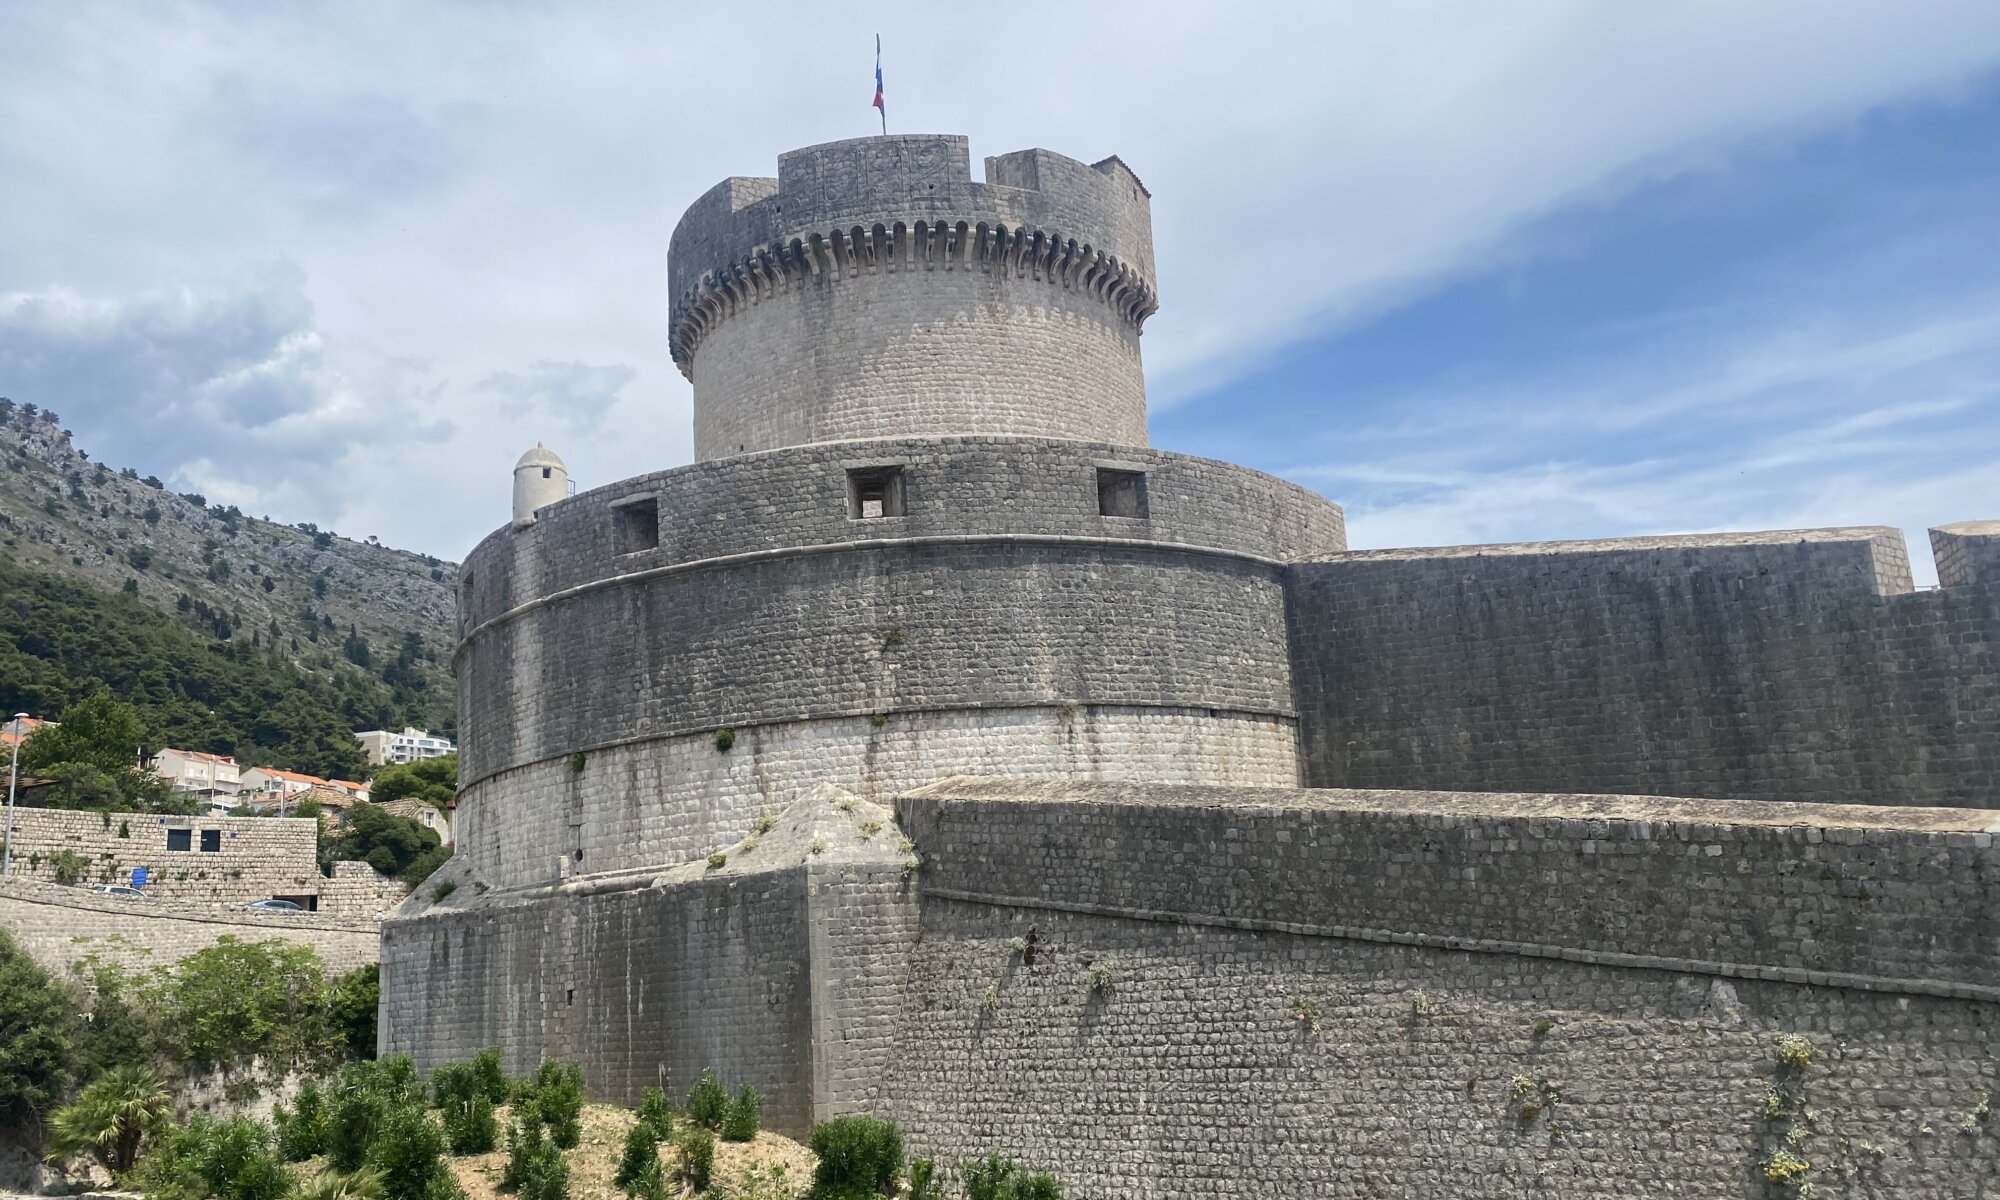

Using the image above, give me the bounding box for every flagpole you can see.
[874,34,887,135]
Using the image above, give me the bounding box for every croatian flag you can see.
[872,35,885,127]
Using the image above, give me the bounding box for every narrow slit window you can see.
[615,498,660,553]
[847,466,906,519]
[1097,468,1148,519]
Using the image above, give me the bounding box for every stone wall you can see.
[668,137,1157,460]
[1286,527,2000,807]
[0,808,322,903]
[0,879,379,979]
[878,779,2000,1198]
[316,860,411,920]
[1931,520,2000,588]
[380,787,913,1135]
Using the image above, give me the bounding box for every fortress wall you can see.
[882,899,1997,1200]
[690,268,1146,459]
[1932,520,2000,588]
[877,780,2000,1197]
[454,706,1298,890]
[1285,528,2000,806]
[897,779,2000,995]
[0,807,322,903]
[458,438,1343,624]
[0,879,379,979]
[456,539,1296,783]
[380,871,817,1132]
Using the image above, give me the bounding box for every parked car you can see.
[88,884,147,900]
[243,897,305,913]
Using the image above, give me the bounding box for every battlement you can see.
[667,136,1159,460]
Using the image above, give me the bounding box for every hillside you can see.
[0,399,458,741]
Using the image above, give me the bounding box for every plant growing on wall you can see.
[713,727,735,753]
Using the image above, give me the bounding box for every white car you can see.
[88,884,147,900]
[243,897,306,913]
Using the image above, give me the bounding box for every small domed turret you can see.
[513,444,568,526]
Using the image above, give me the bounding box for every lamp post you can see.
[1,713,27,878]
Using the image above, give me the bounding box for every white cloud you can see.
[0,1,1996,555]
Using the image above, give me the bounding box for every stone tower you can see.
[445,135,1344,891]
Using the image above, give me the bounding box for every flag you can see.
[872,35,885,128]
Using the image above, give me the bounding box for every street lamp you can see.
[1,713,27,878]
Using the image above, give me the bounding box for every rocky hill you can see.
[0,400,457,737]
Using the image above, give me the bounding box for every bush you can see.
[502,1110,543,1191]
[962,1153,1061,1200]
[0,926,76,1127]
[469,1047,510,1104]
[635,1086,673,1140]
[675,1125,714,1193]
[530,1059,584,1149]
[441,1092,496,1155]
[686,1067,728,1129]
[623,1151,669,1200]
[326,1087,390,1173]
[614,1120,661,1189]
[143,1115,291,1200]
[507,1115,568,1200]
[720,1083,761,1142]
[370,1104,458,1200]
[276,1078,329,1161]
[292,1166,387,1200]
[808,1115,904,1199]
[328,964,380,1061]
[147,936,331,1070]
[908,1158,945,1200]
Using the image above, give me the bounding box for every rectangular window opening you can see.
[614,498,660,554]
[166,828,191,852]
[847,466,906,520]
[199,829,221,853]
[1097,468,1149,519]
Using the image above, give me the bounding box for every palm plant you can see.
[46,1064,171,1174]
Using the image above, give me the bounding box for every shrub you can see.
[155,1115,291,1200]
[635,1086,673,1140]
[720,1083,761,1142]
[808,1115,904,1199]
[328,964,380,1061]
[501,1110,544,1191]
[442,1091,496,1155]
[908,1158,945,1200]
[469,1047,510,1104]
[531,1059,585,1149]
[148,936,332,1070]
[614,1121,662,1189]
[714,727,735,752]
[45,1063,171,1174]
[326,1086,391,1173]
[293,1166,387,1200]
[687,1067,729,1129]
[370,1104,457,1200]
[515,1133,570,1200]
[623,1150,669,1200]
[674,1125,714,1193]
[0,927,76,1127]
[1776,1033,1816,1069]
[276,1078,329,1161]
[963,1153,1062,1200]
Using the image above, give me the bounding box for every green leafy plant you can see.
[713,727,736,753]
[1776,1034,1816,1069]
[908,1157,945,1200]
[674,1125,714,1193]
[1763,1148,1811,1183]
[276,1078,329,1161]
[369,1103,458,1200]
[45,1063,171,1174]
[962,1152,1062,1200]
[0,927,76,1128]
[635,1086,673,1140]
[808,1115,903,1200]
[707,852,728,870]
[720,1083,761,1142]
[687,1067,729,1129]
[531,1059,585,1149]
[615,1120,661,1190]
[292,1166,387,1200]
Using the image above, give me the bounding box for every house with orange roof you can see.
[0,716,56,750]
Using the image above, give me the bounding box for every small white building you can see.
[355,726,455,767]
[151,748,241,799]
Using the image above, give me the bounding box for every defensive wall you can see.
[452,436,1342,889]
[0,878,380,980]
[379,785,917,1138]
[669,136,1158,459]
[1286,526,2000,807]
[875,778,2000,1198]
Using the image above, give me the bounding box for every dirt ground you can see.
[448,1102,816,1200]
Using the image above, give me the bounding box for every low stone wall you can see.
[0,807,321,903]
[316,860,411,920]
[0,878,379,979]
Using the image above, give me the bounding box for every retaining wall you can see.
[0,808,322,903]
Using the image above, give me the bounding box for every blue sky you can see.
[1,2,1997,581]
[1157,75,2000,568]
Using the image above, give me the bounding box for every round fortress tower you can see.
[670,135,1158,460]
[453,136,1345,890]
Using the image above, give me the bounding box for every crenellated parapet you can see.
[668,135,1160,461]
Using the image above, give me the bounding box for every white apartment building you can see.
[355,726,455,767]
[151,748,242,798]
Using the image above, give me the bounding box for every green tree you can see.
[0,927,75,1128]
[328,963,380,1061]
[21,691,148,774]
[324,803,444,882]
[145,937,330,1070]
[370,754,456,808]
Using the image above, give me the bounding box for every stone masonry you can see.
[381,133,2000,1196]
